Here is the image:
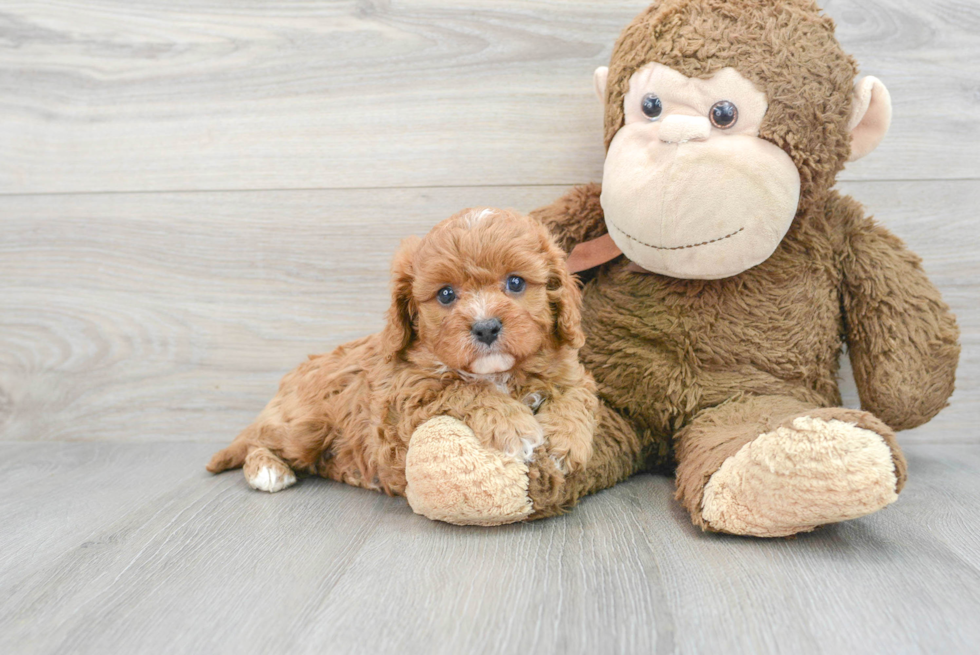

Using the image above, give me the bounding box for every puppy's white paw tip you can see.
[520,439,536,462]
[247,466,296,493]
[520,427,545,462]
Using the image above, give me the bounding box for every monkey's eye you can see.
[505,275,526,294]
[436,286,456,306]
[640,93,663,120]
[709,100,738,129]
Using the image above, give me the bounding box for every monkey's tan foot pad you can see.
[700,416,899,537]
[405,416,533,526]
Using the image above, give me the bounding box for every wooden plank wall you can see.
[1,0,977,444]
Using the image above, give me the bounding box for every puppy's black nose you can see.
[471,318,503,346]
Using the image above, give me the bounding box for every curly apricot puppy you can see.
[207,208,597,497]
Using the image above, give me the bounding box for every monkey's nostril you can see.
[471,318,503,346]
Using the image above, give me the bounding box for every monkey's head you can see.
[595,0,891,279]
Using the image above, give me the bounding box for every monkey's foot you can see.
[700,414,901,537]
[405,416,533,526]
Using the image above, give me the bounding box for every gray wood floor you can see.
[1,441,979,654]
[2,0,979,653]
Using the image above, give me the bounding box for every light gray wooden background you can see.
[1,1,978,654]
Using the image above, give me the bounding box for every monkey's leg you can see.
[405,416,535,526]
[404,400,646,525]
[674,395,907,537]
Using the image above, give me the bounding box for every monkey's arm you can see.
[529,183,606,253]
[837,196,960,431]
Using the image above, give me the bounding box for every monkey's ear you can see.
[847,76,892,162]
[381,236,421,359]
[593,66,609,103]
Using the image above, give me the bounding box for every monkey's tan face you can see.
[600,63,801,279]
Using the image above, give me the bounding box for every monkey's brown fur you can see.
[207,209,597,495]
[524,0,960,528]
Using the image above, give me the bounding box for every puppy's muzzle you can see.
[471,318,502,346]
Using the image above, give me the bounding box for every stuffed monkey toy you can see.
[404,0,960,536]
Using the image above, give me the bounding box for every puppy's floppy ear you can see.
[382,236,421,359]
[544,233,585,349]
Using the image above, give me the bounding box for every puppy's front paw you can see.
[243,448,297,493]
[536,412,594,474]
[489,412,545,463]
[544,430,593,474]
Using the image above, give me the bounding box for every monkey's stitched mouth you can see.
[608,221,745,251]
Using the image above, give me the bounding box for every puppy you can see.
[207,207,597,497]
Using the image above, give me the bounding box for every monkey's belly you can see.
[579,266,843,437]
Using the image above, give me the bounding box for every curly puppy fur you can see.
[207,208,597,495]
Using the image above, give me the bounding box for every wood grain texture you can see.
[1,0,978,195]
[1,181,976,444]
[1,441,979,654]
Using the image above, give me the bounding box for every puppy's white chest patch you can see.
[470,353,515,375]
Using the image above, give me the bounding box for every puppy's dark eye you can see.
[709,100,738,129]
[506,275,526,294]
[641,93,663,120]
[436,286,456,305]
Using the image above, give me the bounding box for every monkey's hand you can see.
[529,183,607,254]
[840,207,960,431]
